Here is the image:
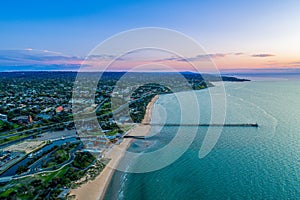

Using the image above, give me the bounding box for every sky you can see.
[0,0,300,71]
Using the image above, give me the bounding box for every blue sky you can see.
[0,0,300,71]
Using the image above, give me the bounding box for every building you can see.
[0,114,7,122]
[56,106,64,113]
[11,115,33,125]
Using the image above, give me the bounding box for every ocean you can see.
[105,78,300,200]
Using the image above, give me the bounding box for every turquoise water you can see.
[105,80,300,200]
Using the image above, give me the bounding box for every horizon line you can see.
[1,68,300,74]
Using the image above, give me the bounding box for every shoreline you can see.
[69,95,159,200]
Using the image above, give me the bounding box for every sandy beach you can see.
[70,95,158,200]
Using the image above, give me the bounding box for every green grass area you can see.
[43,149,70,169]
[0,187,15,198]
[0,120,19,132]
[105,129,122,136]
[38,165,69,183]
[97,108,111,115]
[0,160,91,199]
[0,134,29,145]
[0,176,38,199]
[72,152,95,169]
[103,102,110,108]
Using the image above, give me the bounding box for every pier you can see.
[141,123,259,127]
[124,123,258,140]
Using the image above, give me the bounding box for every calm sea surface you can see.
[105,79,300,200]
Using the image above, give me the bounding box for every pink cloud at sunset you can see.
[1,49,299,72]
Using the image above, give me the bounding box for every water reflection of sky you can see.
[222,69,300,81]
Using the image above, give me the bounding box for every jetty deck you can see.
[141,123,259,127]
[124,123,258,139]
